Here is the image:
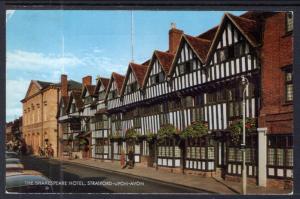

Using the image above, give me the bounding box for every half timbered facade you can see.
[58,11,293,189]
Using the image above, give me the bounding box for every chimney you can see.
[169,23,184,54]
[82,75,92,87]
[61,74,68,97]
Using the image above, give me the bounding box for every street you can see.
[20,156,207,193]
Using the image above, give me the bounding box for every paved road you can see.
[20,156,207,193]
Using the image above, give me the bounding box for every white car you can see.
[6,151,19,159]
[6,158,24,172]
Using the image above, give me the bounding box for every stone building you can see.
[21,78,81,157]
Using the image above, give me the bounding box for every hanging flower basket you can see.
[180,120,209,140]
[228,117,257,145]
[109,131,122,141]
[125,128,141,143]
[145,131,157,143]
[157,124,178,144]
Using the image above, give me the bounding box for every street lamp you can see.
[241,75,249,195]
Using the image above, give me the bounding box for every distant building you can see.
[21,78,81,157]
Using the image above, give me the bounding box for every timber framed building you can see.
[57,11,293,189]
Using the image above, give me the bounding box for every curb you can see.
[56,158,219,194]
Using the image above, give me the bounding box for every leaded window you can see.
[285,70,293,102]
[286,12,293,32]
[267,135,293,179]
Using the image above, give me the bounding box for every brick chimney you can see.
[169,23,184,54]
[82,75,92,87]
[61,74,68,97]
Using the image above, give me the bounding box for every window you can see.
[94,114,108,129]
[133,117,141,128]
[98,91,106,100]
[234,43,244,57]
[286,12,293,32]
[159,113,168,125]
[126,82,138,94]
[159,72,165,82]
[108,90,117,99]
[194,95,203,106]
[285,70,293,102]
[169,98,181,110]
[217,48,228,63]
[267,135,293,178]
[216,90,227,102]
[206,93,216,104]
[227,45,234,59]
[84,96,93,105]
[150,72,164,85]
[182,96,194,108]
[178,60,193,75]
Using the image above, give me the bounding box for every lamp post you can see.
[241,75,249,195]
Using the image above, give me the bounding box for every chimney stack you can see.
[82,75,92,87]
[61,74,68,97]
[169,23,184,54]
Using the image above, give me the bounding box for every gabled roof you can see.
[104,72,125,101]
[120,63,148,95]
[205,13,260,64]
[22,80,57,102]
[227,13,259,46]
[81,84,96,98]
[56,96,70,118]
[197,26,218,40]
[94,77,110,96]
[66,90,84,113]
[155,51,174,74]
[184,35,211,62]
[142,50,174,89]
[168,34,211,76]
[112,72,125,93]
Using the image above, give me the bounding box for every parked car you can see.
[6,151,19,159]
[6,158,24,172]
[6,170,53,193]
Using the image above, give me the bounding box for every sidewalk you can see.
[55,157,292,195]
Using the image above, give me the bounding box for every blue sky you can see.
[6,10,245,122]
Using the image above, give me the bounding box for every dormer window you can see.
[98,91,106,100]
[178,60,193,75]
[108,90,117,99]
[286,12,293,32]
[234,42,245,57]
[150,72,164,85]
[84,96,93,105]
[126,82,138,94]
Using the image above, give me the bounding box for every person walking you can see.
[128,149,134,169]
[120,149,126,169]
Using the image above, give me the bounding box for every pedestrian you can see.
[128,149,134,169]
[48,144,54,158]
[120,149,126,169]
